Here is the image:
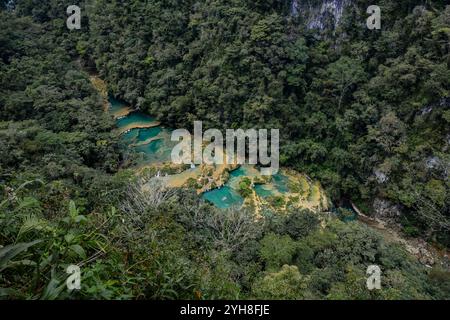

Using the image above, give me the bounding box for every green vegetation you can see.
[2,183,448,299]
[0,0,449,300]
[238,177,253,198]
[80,0,449,245]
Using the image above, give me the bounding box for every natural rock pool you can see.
[105,95,328,212]
[111,98,175,165]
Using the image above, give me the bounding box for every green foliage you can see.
[238,177,253,198]
[252,265,309,300]
[280,210,320,240]
[82,1,449,244]
[259,233,297,270]
[268,195,286,208]
[0,0,448,300]
[0,240,42,272]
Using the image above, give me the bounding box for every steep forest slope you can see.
[80,0,450,245]
[0,0,449,300]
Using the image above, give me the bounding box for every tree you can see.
[259,232,296,270]
[252,265,309,300]
[326,56,366,110]
[282,209,320,240]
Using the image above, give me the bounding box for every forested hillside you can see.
[0,0,449,300]
[81,0,450,245]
